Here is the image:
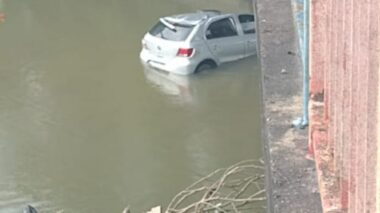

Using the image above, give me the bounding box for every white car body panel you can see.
[140,11,257,75]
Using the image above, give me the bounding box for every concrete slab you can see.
[255,0,322,212]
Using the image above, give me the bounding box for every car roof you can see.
[163,10,226,26]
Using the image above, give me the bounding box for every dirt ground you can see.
[255,0,323,212]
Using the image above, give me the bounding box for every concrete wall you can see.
[309,0,380,212]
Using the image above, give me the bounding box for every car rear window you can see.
[149,20,194,41]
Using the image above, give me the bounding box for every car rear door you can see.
[144,20,195,60]
[204,16,246,63]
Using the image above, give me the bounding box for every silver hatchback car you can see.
[140,10,257,75]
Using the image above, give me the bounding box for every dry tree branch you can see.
[165,160,266,213]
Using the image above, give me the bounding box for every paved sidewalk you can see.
[255,0,322,212]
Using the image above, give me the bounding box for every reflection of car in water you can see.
[0,12,5,23]
[140,10,256,75]
[143,66,197,105]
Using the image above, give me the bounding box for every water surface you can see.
[0,0,263,212]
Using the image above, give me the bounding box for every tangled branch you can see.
[165,160,266,213]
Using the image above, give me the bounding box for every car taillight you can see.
[177,48,194,57]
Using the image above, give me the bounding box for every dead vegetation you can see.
[164,160,266,213]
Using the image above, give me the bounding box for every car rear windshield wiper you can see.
[159,18,177,32]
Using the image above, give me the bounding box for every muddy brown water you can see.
[0,0,263,212]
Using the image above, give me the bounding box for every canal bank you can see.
[255,0,322,212]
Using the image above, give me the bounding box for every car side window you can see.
[238,15,255,34]
[206,18,238,39]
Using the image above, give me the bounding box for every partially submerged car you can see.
[140,10,257,75]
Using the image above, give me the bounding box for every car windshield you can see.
[149,19,194,41]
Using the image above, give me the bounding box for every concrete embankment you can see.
[254,0,322,212]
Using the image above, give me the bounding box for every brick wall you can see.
[377,69,380,212]
[309,0,380,212]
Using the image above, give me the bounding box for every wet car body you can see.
[140,10,257,75]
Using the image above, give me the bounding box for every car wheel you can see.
[195,60,217,73]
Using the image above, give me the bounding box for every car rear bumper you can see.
[140,49,197,75]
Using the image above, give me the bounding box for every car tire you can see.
[195,60,217,73]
